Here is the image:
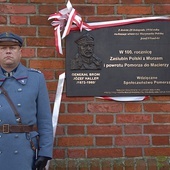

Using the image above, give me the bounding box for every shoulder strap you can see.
[0,86,22,124]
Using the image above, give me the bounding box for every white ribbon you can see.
[52,72,65,137]
[46,72,65,170]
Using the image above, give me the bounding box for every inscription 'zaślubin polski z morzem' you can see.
[66,20,170,96]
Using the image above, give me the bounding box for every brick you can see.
[59,103,65,113]
[87,125,122,135]
[38,27,54,36]
[115,136,150,146]
[55,70,65,80]
[10,0,28,2]
[68,149,85,158]
[152,136,169,145]
[62,94,94,102]
[69,0,85,3]
[58,137,93,147]
[124,125,142,134]
[144,125,170,134]
[121,0,143,3]
[0,4,36,14]
[117,6,152,15]
[144,103,170,112]
[29,60,64,69]
[113,163,124,170]
[145,0,170,3]
[136,159,147,170]
[154,5,170,14]
[87,0,119,3]
[0,26,36,36]
[56,125,65,135]
[96,115,114,124]
[74,5,95,15]
[67,126,85,135]
[145,147,170,156]
[97,6,114,15]
[26,37,55,47]
[153,96,170,101]
[53,149,65,159]
[68,104,85,113]
[68,159,77,169]
[10,16,27,24]
[37,48,55,58]
[147,159,157,170]
[22,48,35,58]
[154,114,170,123]
[125,103,142,112]
[88,103,123,113]
[124,159,134,169]
[58,115,93,124]
[51,159,66,169]
[21,59,26,66]
[39,5,56,15]
[87,148,122,158]
[42,70,55,80]
[46,81,57,91]
[125,148,142,157]
[0,16,7,24]
[78,159,89,169]
[30,16,51,26]
[90,159,101,169]
[116,114,151,123]
[30,0,64,3]
[101,159,113,169]
[96,137,112,146]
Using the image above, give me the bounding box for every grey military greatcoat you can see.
[0,63,53,170]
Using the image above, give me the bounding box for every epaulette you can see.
[28,68,41,74]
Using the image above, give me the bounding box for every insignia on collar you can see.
[29,68,41,73]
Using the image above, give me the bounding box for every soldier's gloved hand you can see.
[34,156,49,170]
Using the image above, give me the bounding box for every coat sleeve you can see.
[36,73,53,158]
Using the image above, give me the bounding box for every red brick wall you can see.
[1,0,170,169]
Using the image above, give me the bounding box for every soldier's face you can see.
[0,45,22,69]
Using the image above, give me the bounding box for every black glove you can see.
[34,156,49,170]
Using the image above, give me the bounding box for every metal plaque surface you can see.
[66,20,170,96]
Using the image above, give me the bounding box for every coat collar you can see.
[0,63,28,86]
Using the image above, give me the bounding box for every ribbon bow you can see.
[48,0,90,54]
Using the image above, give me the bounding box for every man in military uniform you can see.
[0,32,53,170]
[71,33,102,70]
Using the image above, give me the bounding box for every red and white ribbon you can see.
[48,0,90,54]
[97,96,148,102]
[48,1,170,54]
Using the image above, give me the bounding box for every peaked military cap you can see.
[0,32,23,47]
[75,33,94,45]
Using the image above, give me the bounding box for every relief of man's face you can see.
[79,43,94,58]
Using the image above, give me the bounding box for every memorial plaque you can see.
[66,20,170,96]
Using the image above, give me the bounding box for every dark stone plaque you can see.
[66,20,170,96]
